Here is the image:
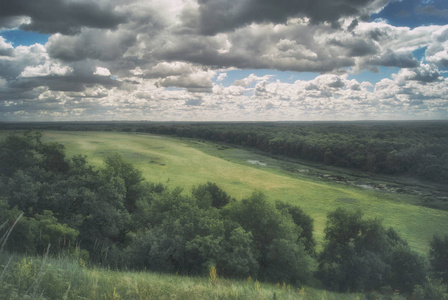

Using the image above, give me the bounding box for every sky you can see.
[1,0,448,122]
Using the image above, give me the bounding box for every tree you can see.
[218,226,258,278]
[317,208,426,293]
[223,192,313,283]
[275,201,316,255]
[0,131,43,176]
[429,235,448,284]
[4,170,41,214]
[192,182,232,209]
[130,188,226,274]
[102,153,145,213]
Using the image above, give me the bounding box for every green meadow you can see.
[33,130,448,255]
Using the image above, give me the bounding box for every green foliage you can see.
[429,234,448,284]
[218,226,259,278]
[0,130,44,176]
[413,278,448,300]
[389,244,427,294]
[0,200,78,255]
[265,237,314,284]
[192,181,232,209]
[275,201,316,255]
[102,152,145,212]
[34,210,79,254]
[317,208,426,293]
[224,193,313,284]
[4,169,41,214]
[128,188,227,274]
[0,132,138,265]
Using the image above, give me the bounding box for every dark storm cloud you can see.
[46,29,136,62]
[0,16,26,30]
[197,0,391,35]
[0,85,42,101]
[0,0,126,35]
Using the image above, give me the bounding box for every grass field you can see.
[11,130,441,255]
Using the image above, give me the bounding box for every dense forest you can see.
[1,131,447,298]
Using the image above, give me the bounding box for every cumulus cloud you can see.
[94,67,111,77]
[46,29,136,62]
[20,61,73,77]
[216,72,227,82]
[154,67,216,93]
[0,36,14,56]
[0,43,120,102]
[425,28,448,67]
[394,64,442,84]
[364,49,419,68]
[145,62,198,78]
[233,74,272,87]
[0,0,126,34]
[1,0,448,121]
[197,0,391,35]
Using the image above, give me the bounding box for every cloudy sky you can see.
[1,0,448,121]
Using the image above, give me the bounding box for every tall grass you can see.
[0,252,405,300]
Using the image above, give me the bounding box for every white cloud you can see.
[1,0,448,121]
[216,72,227,82]
[94,67,111,77]
[232,74,273,87]
[20,61,73,77]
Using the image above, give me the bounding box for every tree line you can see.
[0,131,447,298]
[137,122,448,184]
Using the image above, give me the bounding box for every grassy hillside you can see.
[30,130,448,255]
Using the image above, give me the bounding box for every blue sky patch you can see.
[1,29,51,46]
[373,0,448,28]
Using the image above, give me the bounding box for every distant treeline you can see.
[2,121,448,183]
[1,131,447,297]
[137,122,448,183]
